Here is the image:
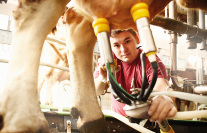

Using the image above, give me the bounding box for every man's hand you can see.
[97,58,107,81]
[148,96,177,123]
[97,58,121,81]
[95,58,121,95]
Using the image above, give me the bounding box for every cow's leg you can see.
[0,0,69,132]
[64,8,108,133]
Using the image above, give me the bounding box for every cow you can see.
[38,22,70,106]
[38,40,69,105]
[0,0,206,133]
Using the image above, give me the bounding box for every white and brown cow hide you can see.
[0,0,206,133]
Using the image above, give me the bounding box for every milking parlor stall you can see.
[0,0,207,133]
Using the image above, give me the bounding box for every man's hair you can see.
[110,29,137,38]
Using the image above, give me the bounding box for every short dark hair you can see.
[110,29,137,38]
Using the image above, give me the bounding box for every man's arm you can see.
[94,75,108,95]
[93,59,109,95]
[153,78,176,103]
[94,58,120,95]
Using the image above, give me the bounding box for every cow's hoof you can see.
[0,114,49,133]
[0,115,3,131]
[0,122,49,133]
[0,104,4,131]
[70,107,80,119]
[78,117,109,133]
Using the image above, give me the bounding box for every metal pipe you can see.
[67,120,72,133]
[48,42,66,62]
[169,1,177,20]
[170,40,177,72]
[46,36,66,46]
[165,6,168,18]
[199,10,206,50]
[168,1,183,91]
[0,58,69,71]
[150,91,207,104]
[170,34,183,91]
[165,2,187,15]
[151,17,207,40]
[40,62,69,72]
[187,9,197,49]
[196,57,204,85]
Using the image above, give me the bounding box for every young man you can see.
[94,29,177,123]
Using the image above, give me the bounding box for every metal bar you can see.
[67,120,71,133]
[199,10,206,50]
[169,1,178,72]
[151,16,207,40]
[46,36,66,46]
[48,41,66,62]
[0,58,69,72]
[196,57,204,85]
[40,105,71,112]
[187,9,197,49]
[168,1,183,91]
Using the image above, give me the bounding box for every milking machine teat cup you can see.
[92,18,116,77]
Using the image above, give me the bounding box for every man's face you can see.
[110,31,138,63]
